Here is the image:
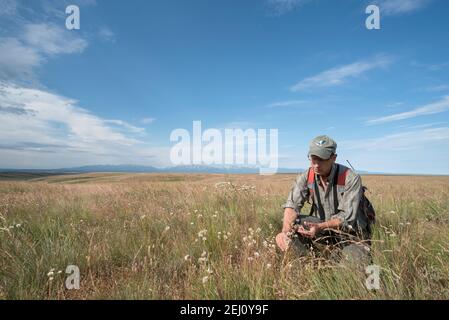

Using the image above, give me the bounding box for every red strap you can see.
[307,167,315,185]
[337,168,349,186]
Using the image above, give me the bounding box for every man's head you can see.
[308,135,337,177]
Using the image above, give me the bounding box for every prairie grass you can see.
[1,173,448,299]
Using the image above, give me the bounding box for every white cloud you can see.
[337,127,449,174]
[411,61,449,71]
[0,23,88,81]
[375,0,432,15]
[267,0,310,15]
[340,127,449,152]
[0,0,17,16]
[103,120,145,134]
[22,23,88,55]
[141,117,156,125]
[98,26,116,43]
[424,84,449,92]
[0,81,138,146]
[387,102,405,108]
[290,55,392,91]
[0,81,170,168]
[0,38,42,80]
[366,95,449,125]
[266,100,308,108]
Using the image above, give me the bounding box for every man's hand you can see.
[296,221,321,239]
[275,232,291,252]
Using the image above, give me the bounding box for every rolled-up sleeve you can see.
[333,171,363,229]
[282,171,309,213]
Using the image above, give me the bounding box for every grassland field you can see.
[1,172,448,299]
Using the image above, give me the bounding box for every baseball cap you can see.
[308,135,337,160]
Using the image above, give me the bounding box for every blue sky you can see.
[1,0,449,174]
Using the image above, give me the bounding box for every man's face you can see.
[309,154,336,177]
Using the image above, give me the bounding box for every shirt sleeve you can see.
[333,170,363,230]
[282,170,309,213]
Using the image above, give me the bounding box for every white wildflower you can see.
[198,229,207,237]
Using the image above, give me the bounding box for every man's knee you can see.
[340,243,372,265]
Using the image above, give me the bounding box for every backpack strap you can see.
[306,168,316,216]
[332,165,340,215]
[333,164,350,214]
[313,180,326,221]
[307,168,326,221]
[337,165,349,186]
[307,167,315,191]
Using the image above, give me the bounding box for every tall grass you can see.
[1,173,448,299]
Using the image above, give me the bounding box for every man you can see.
[276,135,372,264]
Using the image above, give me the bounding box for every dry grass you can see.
[1,173,448,299]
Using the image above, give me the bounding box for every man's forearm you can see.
[282,208,297,233]
[317,218,342,231]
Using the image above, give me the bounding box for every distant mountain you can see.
[0,164,304,174]
[60,164,161,173]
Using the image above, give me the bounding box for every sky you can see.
[1,0,449,174]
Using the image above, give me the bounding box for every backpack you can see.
[306,164,376,225]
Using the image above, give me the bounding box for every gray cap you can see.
[308,135,337,160]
